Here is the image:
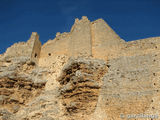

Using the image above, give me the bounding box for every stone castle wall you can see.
[91,19,125,60]
[38,16,125,67]
[69,16,92,57]
[2,17,160,67]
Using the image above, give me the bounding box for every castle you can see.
[3,16,160,66]
[0,16,160,120]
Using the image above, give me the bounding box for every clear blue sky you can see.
[0,0,160,53]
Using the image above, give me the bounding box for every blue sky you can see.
[0,0,160,53]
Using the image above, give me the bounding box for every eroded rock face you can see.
[0,56,108,120]
[57,58,107,119]
[0,57,46,120]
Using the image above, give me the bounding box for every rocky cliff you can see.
[0,16,160,120]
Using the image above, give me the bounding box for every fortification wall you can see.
[39,17,160,66]
[91,19,125,60]
[3,17,160,66]
[116,37,160,58]
[3,42,32,59]
[39,16,93,67]
[39,32,70,67]
[102,37,160,60]
[39,17,125,63]
[69,16,92,57]
[124,37,160,53]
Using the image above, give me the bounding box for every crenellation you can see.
[55,32,70,40]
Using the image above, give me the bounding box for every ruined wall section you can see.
[39,17,160,66]
[40,32,69,57]
[39,17,126,64]
[39,16,93,67]
[69,16,92,57]
[3,42,32,59]
[91,19,125,60]
[116,37,160,58]
[2,32,41,64]
[39,32,70,67]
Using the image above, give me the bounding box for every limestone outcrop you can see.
[0,16,160,120]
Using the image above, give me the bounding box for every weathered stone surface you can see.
[0,16,160,120]
[40,116,55,120]
[57,58,107,119]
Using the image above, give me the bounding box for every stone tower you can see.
[2,32,41,64]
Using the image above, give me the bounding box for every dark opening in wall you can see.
[48,53,51,56]
[153,73,156,76]
[106,64,111,68]
[35,53,37,58]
